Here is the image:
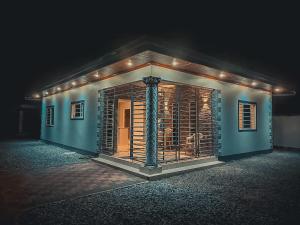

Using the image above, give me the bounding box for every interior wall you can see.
[117,100,130,147]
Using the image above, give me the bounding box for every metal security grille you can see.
[130,88,146,162]
[99,82,146,162]
[158,83,215,162]
[101,90,115,155]
[238,100,257,131]
[99,81,215,164]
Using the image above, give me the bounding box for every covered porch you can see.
[95,76,223,177]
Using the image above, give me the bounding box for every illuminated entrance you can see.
[99,79,216,165]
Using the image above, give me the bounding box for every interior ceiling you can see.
[39,50,292,98]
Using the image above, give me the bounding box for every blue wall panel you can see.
[41,66,151,153]
[152,65,272,156]
[41,65,272,156]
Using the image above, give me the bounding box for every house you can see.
[33,38,295,177]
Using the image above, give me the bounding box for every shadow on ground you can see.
[0,140,145,225]
[1,140,300,225]
[19,150,300,225]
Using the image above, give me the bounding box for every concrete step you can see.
[92,155,225,181]
[161,156,218,170]
[95,154,142,169]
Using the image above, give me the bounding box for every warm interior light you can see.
[45,91,49,95]
[127,60,133,67]
[57,87,61,91]
[219,72,226,78]
[172,59,178,66]
[94,72,99,78]
[35,94,40,98]
[251,81,257,86]
[71,81,76,86]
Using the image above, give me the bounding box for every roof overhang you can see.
[28,38,296,99]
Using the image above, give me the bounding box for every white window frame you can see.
[46,106,54,126]
[71,100,84,120]
[238,100,257,132]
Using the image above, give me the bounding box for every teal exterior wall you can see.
[41,84,98,153]
[41,66,151,153]
[151,65,272,156]
[41,65,272,156]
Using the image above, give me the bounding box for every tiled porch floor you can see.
[1,162,145,209]
[0,140,145,224]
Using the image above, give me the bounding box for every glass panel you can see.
[71,102,84,119]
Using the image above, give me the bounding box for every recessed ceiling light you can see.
[71,81,76,86]
[172,59,178,66]
[251,81,257,86]
[127,60,133,67]
[219,72,226,78]
[274,88,281,92]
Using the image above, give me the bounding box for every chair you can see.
[186,132,204,156]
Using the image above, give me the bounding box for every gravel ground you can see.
[17,150,300,225]
[0,140,89,171]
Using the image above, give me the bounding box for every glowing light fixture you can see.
[219,72,226,78]
[127,59,133,67]
[35,94,40,98]
[57,87,61,91]
[251,81,257,86]
[45,91,49,95]
[71,81,76,86]
[94,72,99,78]
[274,88,281,92]
[172,58,178,66]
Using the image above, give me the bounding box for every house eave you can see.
[27,37,295,98]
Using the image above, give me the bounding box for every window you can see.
[71,101,84,120]
[238,100,257,131]
[46,106,54,126]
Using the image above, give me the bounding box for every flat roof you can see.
[30,37,296,98]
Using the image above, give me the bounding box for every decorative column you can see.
[143,76,161,168]
[212,89,222,156]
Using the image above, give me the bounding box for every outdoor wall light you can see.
[202,103,210,110]
[164,101,169,111]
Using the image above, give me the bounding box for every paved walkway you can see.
[0,140,145,225]
[16,150,300,225]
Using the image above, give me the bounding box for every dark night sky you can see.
[1,2,300,136]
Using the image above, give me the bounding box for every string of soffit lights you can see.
[32,58,285,99]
